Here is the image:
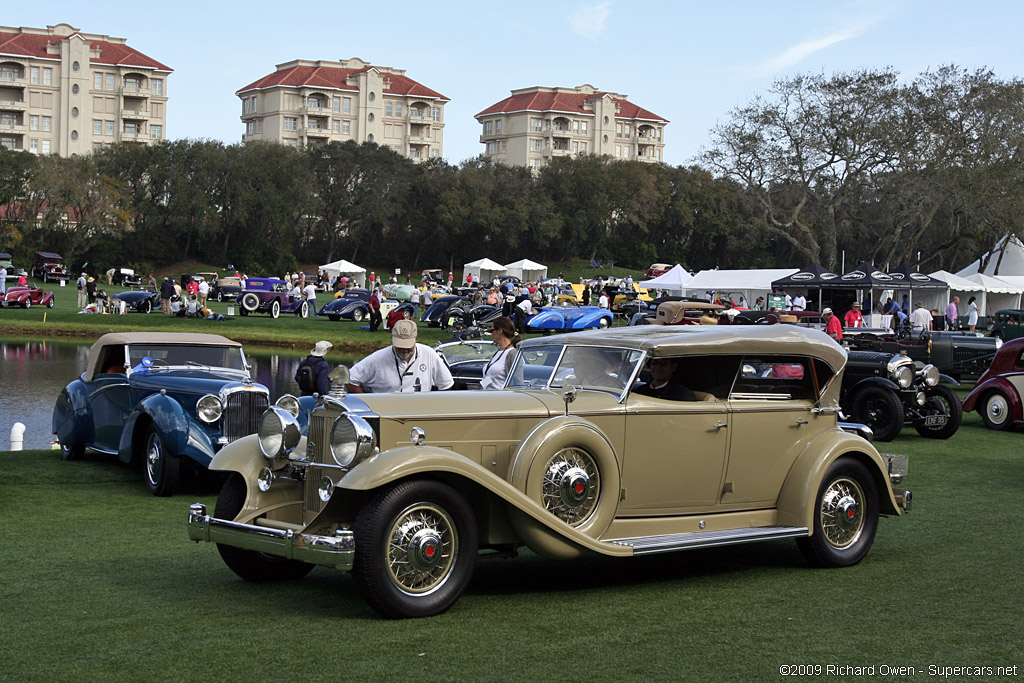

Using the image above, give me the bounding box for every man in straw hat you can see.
[346,320,453,394]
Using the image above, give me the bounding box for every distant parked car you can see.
[0,252,22,283]
[527,300,613,331]
[211,276,243,302]
[988,309,1024,342]
[52,332,282,496]
[107,267,142,287]
[646,262,672,277]
[112,289,161,313]
[2,285,55,308]
[31,251,69,283]
[237,278,308,318]
[844,329,1001,380]
[421,295,470,327]
[963,337,1024,431]
[319,288,415,323]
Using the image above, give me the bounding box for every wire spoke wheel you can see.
[541,447,600,526]
[385,503,458,595]
[818,476,865,549]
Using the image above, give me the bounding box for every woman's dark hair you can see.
[968,296,976,305]
[492,316,521,347]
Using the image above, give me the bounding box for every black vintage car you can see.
[421,295,470,327]
[844,329,1001,380]
[840,350,962,441]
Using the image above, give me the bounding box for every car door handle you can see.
[714,421,728,431]
[795,418,808,426]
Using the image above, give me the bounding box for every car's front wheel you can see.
[913,385,962,439]
[851,386,904,441]
[270,299,281,319]
[59,439,84,461]
[215,474,315,582]
[143,426,180,497]
[352,479,478,619]
[23,300,30,309]
[796,458,879,567]
[47,297,55,308]
[980,390,1013,431]
[352,307,365,322]
[328,314,340,322]
[137,298,151,314]
[598,316,611,329]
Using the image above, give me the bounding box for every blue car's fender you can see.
[52,376,91,446]
[117,392,217,467]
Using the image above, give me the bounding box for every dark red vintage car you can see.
[963,337,1024,431]
[30,251,69,283]
[3,285,55,308]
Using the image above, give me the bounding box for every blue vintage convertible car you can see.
[319,288,415,322]
[52,332,301,496]
[527,301,613,331]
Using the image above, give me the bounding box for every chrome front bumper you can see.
[187,503,355,570]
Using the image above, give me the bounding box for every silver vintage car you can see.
[188,325,910,618]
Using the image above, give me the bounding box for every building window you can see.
[72,61,80,72]
[332,119,340,133]
[72,84,79,95]
[150,125,162,139]
[94,72,102,89]
[43,68,53,86]
[30,139,38,152]
[93,120,102,135]
[42,140,51,154]
[71,107,79,118]
[106,74,115,90]
[530,117,542,132]
[385,102,392,116]
[367,134,374,142]
[616,123,622,137]
[483,121,492,135]
[581,121,588,134]
[499,139,506,153]
[579,142,587,154]
[486,141,495,154]
[431,107,441,121]
[529,159,541,170]
[495,119,502,134]
[368,92,375,102]
[343,97,351,114]
[573,120,579,133]
[42,116,52,132]
[283,138,297,147]
[431,149,440,158]
[30,67,40,84]
[530,138,542,152]
[395,102,402,117]
[105,120,114,136]
[615,146,621,157]
[622,146,629,156]
[332,97,341,113]
[71,130,79,141]
[124,123,139,135]
[30,115,39,131]
[573,141,578,153]
[152,79,163,95]
[257,119,262,133]
[284,117,297,131]
[368,113,374,122]
[242,98,250,114]
[342,120,350,134]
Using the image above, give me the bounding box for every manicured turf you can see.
[1,411,1020,681]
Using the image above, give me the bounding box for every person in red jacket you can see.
[823,308,843,340]
[843,301,864,328]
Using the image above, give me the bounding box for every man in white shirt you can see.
[598,290,610,310]
[0,264,6,296]
[303,282,318,318]
[784,290,793,310]
[410,286,420,317]
[197,278,210,307]
[346,320,453,393]
[791,292,806,311]
[910,302,933,332]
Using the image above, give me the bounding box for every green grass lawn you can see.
[1,410,1020,681]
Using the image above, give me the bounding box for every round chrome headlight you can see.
[892,365,914,389]
[275,394,301,418]
[258,406,301,459]
[921,364,940,387]
[329,414,376,468]
[196,394,223,424]
[916,391,927,406]
[257,466,274,492]
[318,476,335,502]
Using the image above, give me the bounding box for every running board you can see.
[609,526,808,555]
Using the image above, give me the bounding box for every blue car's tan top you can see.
[85,332,242,381]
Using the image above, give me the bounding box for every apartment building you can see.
[0,23,171,156]
[475,84,668,169]
[237,58,448,161]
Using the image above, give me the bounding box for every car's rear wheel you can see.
[137,298,151,314]
[23,300,30,309]
[598,316,611,329]
[352,479,477,619]
[913,385,962,439]
[59,439,84,461]
[270,299,281,319]
[47,297,54,308]
[241,292,260,313]
[980,390,1012,431]
[143,426,180,497]
[328,314,340,322]
[851,386,904,442]
[215,473,315,582]
[796,458,879,567]
[352,308,365,322]
[297,301,308,318]
[216,291,223,302]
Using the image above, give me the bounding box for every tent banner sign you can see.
[768,294,787,311]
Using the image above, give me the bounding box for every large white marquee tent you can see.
[504,259,548,281]
[319,259,366,287]
[463,258,506,283]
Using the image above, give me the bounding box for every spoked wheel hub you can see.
[820,478,864,549]
[542,448,599,526]
[386,504,457,595]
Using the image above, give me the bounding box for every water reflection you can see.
[0,339,361,450]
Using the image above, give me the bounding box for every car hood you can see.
[130,371,266,396]
[359,390,550,421]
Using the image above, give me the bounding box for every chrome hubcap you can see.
[988,396,1008,423]
[386,503,457,595]
[542,448,599,526]
[820,478,864,549]
[146,437,161,482]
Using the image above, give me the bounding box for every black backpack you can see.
[296,358,321,394]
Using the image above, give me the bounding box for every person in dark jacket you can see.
[294,341,333,396]
[160,276,175,314]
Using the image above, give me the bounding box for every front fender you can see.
[776,429,901,530]
[338,446,631,557]
[118,392,216,466]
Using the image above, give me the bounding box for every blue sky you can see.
[8,1,1023,166]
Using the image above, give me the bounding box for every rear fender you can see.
[963,376,1016,413]
[52,377,91,445]
[776,429,902,530]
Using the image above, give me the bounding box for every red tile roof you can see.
[476,89,667,122]
[0,30,171,71]
[238,65,449,101]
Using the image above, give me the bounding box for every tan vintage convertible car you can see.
[188,325,911,618]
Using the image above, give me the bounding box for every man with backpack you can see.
[295,341,333,396]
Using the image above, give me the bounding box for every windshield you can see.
[507,344,642,394]
[128,344,246,372]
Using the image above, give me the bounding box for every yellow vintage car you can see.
[188,325,910,618]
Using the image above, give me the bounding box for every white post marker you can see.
[10,422,26,451]
[227,304,235,316]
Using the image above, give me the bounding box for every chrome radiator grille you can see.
[222,391,269,442]
[304,410,333,517]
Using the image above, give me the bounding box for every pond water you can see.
[0,339,361,450]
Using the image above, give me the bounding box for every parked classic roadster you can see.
[844,329,1001,380]
[30,251,69,283]
[963,337,1024,431]
[527,300,613,331]
[188,325,910,618]
[237,278,308,318]
[2,285,54,308]
[112,289,160,313]
[53,333,288,496]
[319,288,414,323]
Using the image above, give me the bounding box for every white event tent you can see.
[637,264,693,294]
[927,270,985,314]
[463,258,506,283]
[960,273,1023,313]
[319,259,366,287]
[504,258,548,281]
[956,234,1024,277]
[685,268,799,306]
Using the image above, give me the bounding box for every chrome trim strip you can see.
[187,503,355,569]
[609,525,809,555]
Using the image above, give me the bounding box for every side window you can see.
[730,356,816,401]
[635,355,742,399]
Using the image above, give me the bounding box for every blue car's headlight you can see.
[196,394,223,423]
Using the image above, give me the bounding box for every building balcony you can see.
[305,127,331,138]
[549,126,572,138]
[0,100,27,112]
[120,129,145,140]
[122,109,150,120]
[407,133,432,144]
[120,85,151,96]
[542,147,572,157]
[0,122,27,134]
[636,135,660,145]
[0,73,27,87]
[301,105,330,115]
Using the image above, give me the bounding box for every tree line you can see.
[0,65,1020,278]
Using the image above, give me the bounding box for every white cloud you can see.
[569,2,612,40]
[748,19,874,77]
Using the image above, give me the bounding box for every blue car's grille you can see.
[222,391,269,442]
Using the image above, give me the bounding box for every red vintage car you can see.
[963,337,1024,431]
[3,285,55,309]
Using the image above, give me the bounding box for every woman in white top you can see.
[481,317,521,390]
[967,296,979,332]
